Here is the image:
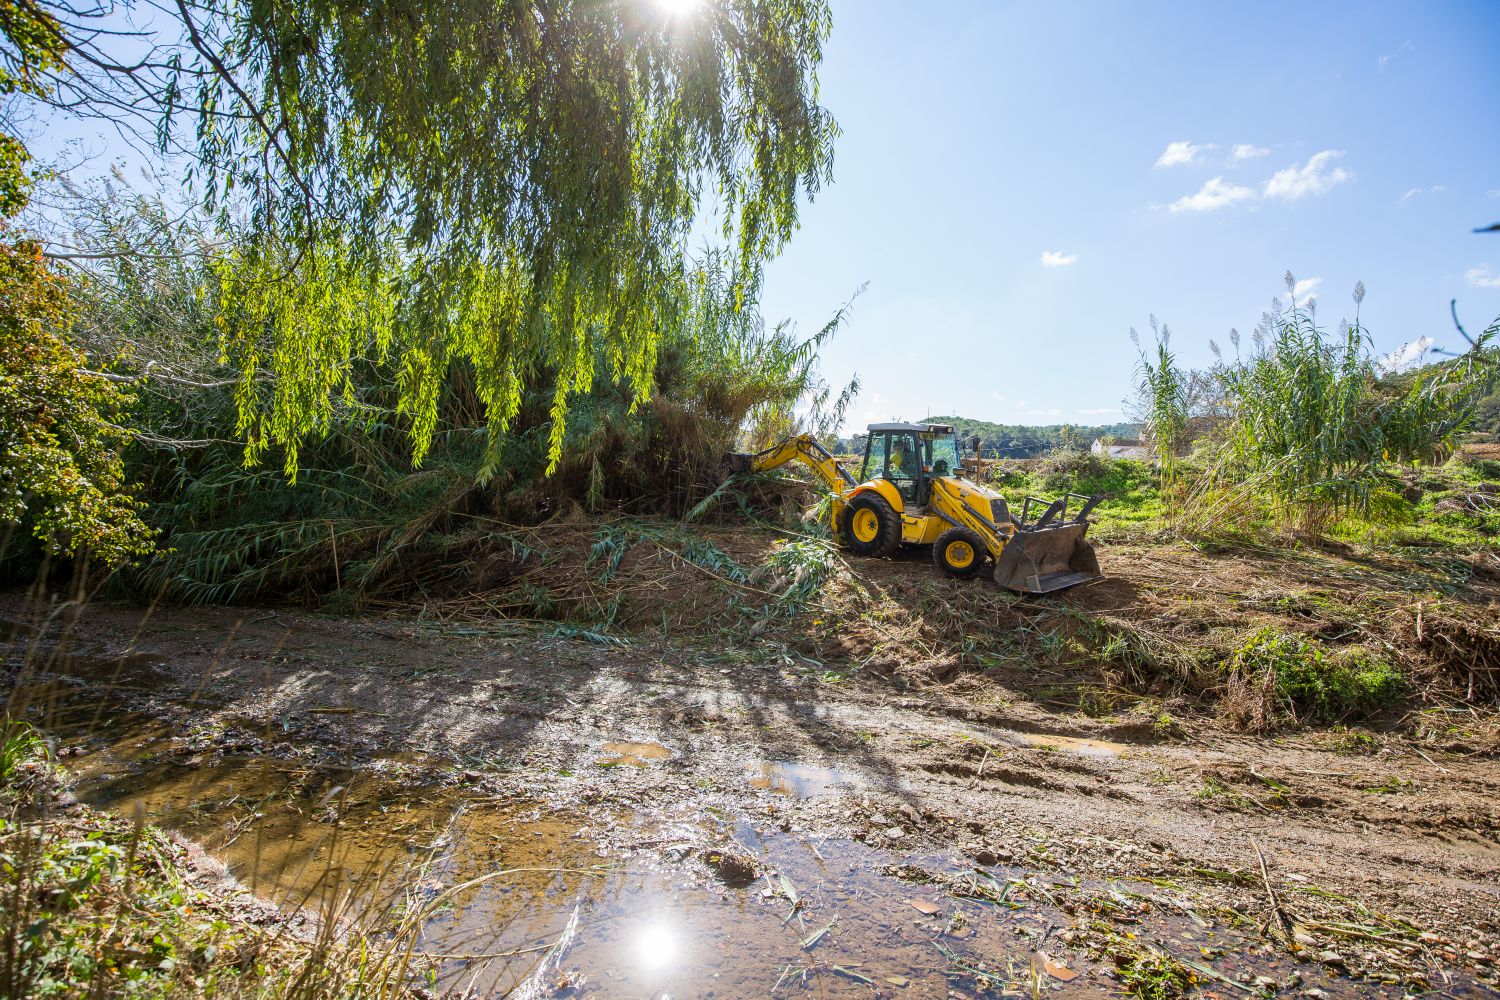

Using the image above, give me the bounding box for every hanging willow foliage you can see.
[173,0,837,478]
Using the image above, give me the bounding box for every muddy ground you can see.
[5,545,1499,1000]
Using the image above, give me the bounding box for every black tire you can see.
[843,493,902,558]
[933,526,986,579]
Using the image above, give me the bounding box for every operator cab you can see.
[859,422,962,508]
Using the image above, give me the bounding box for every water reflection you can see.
[1016,732,1127,758]
[636,919,679,970]
[596,740,673,767]
[747,760,854,797]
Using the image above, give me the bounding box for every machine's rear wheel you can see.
[843,493,901,558]
[933,526,986,579]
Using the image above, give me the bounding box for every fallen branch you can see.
[1251,839,1297,951]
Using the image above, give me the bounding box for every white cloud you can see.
[1263,151,1352,201]
[990,392,1006,401]
[1378,41,1413,71]
[1169,176,1255,213]
[1025,408,1065,419]
[1490,189,1500,199]
[1292,277,1322,306]
[1154,141,1202,168]
[1378,337,1434,373]
[1078,408,1119,416]
[1041,250,1079,268]
[1400,185,1449,204]
[1467,266,1500,289]
[1231,144,1269,162]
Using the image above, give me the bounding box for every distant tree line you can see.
[832,417,1140,458]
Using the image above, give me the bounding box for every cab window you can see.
[860,434,887,483]
[927,433,959,477]
[884,432,920,504]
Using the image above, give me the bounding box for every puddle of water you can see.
[75,750,448,904]
[1017,733,1127,758]
[747,760,855,797]
[596,740,671,768]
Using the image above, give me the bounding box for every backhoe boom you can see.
[732,434,855,492]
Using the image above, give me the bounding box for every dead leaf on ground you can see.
[1038,952,1079,982]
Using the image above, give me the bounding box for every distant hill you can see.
[1473,382,1500,436]
[835,416,1141,458]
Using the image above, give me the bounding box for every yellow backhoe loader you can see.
[729,422,1102,594]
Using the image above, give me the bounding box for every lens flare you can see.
[637,921,679,971]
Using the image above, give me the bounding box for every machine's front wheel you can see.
[933,526,987,579]
[843,494,901,558]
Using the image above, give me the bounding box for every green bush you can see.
[984,454,1162,530]
[63,191,855,604]
[1228,629,1404,723]
[1218,277,1496,531]
[0,237,154,568]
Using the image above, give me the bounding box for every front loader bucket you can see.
[993,521,1102,594]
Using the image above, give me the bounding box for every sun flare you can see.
[636,921,679,971]
[654,0,702,16]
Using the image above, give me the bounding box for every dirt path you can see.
[4,596,1498,998]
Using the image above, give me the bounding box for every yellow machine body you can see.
[730,422,1103,594]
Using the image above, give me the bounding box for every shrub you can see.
[1225,629,1404,727]
[0,234,154,568]
[57,186,856,603]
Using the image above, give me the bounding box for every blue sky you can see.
[757,0,1500,429]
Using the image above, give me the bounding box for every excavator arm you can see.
[728,434,855,493]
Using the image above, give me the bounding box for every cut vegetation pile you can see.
[316,446,1500,749]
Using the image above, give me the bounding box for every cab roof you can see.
[866,422,955,434]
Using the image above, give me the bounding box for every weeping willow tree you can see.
[201,0,837,478]
[48,182,855,601]
[1220,274,1496,530]
[11,0,837,478]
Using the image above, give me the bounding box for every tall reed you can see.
[1219,274,1495,532]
